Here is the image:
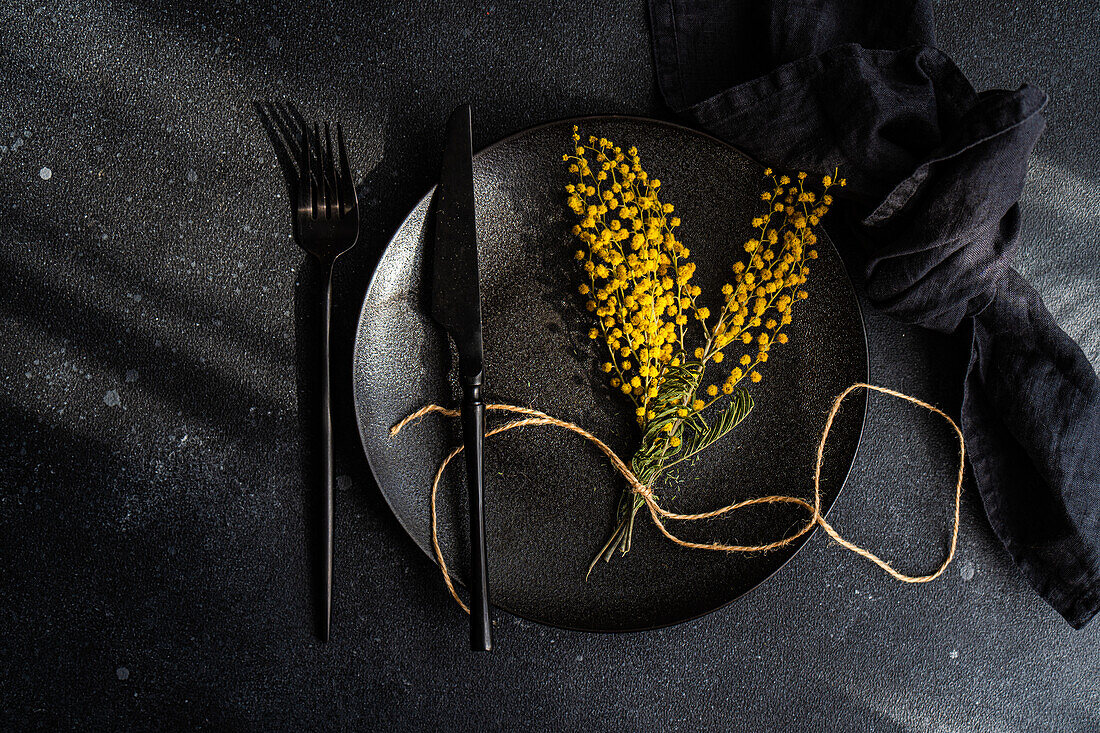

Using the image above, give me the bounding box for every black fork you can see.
[294,120,360,642]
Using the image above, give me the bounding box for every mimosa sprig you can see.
[562,126,843,570]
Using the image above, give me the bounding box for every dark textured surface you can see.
[354,116,866,631]
[1,0,1097,730]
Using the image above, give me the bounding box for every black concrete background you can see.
[1,1,1097,730]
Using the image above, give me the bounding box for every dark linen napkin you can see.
[647,0,1100,627]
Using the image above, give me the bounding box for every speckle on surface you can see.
[116,666,129,681]
[39,167,52,180]
[103,389,120,407]
[960,560,976,581]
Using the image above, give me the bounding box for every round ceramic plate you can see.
[353,116,867,632]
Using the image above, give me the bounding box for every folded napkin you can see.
[648,0,1100,627]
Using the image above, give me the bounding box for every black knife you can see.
[431,104,492,651]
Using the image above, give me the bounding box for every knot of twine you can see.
[389,383,965,614]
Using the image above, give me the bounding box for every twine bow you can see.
[390,383,965,614]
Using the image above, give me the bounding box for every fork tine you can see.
[300,128,312,218]
[313,122,328,218]
[336,122,355,214]
[324,122,339,215]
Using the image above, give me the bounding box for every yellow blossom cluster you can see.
[564,126,842,431]
[562,126,699,410]
[696,167,841,404]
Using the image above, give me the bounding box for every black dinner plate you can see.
[352,116,867,632]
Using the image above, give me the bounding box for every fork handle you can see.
[319,261,335,642]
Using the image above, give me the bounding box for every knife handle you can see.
[461,381,492,651]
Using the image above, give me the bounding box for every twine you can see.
[389,383,965,614]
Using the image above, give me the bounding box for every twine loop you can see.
[389,383,965,614]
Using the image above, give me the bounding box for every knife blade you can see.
[431,104,492,651]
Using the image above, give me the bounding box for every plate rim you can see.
[351,113,870,633]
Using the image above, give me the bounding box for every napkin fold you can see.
[648,0,1100,627]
